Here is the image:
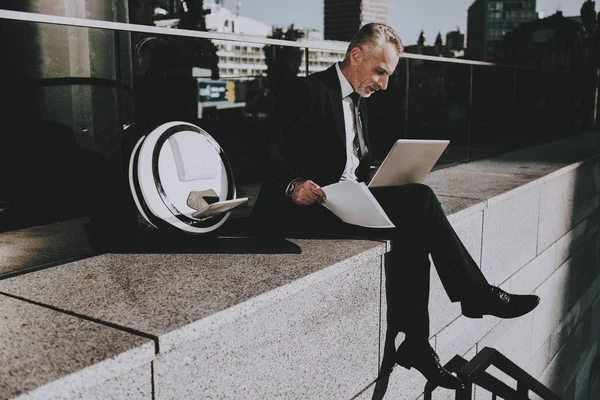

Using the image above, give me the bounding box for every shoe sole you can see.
[462,298,540,319]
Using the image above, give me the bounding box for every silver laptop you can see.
[368,139,449,188]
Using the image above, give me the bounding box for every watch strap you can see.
[285,178,302,196]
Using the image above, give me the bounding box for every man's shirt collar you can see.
[335,62,354,99]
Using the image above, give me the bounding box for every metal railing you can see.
[0,9,595,164]
[0,7,597,239]
[424,347,562,400]
[0,9,583,66]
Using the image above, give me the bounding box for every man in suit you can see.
[252,23,540,389]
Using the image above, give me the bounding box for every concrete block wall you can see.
[377,157,600,400]
[0,240,389,400]
[0,296,155,400]
[153,249,384,400]
[2,134,599,399]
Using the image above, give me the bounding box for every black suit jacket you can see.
[252,65,372,230]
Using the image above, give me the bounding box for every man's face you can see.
[349,42,400,98]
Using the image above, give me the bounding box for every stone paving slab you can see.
[537,159,600,252]
[481,184,541,284]
[453,131,600,177]
[75,363,152,399]
[425,132,600,210]
[0,295,154,400]
[153,253,382,399]
[424,167,538,201]
[0,238,386,351]
[436,195,485,224]
[0,217,97,278]
[429,210,483,335]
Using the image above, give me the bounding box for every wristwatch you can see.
[285,179,300,196]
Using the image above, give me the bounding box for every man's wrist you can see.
[285,178,303,196]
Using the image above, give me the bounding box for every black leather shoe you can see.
[395,340,464,390]
[462,285,540,319]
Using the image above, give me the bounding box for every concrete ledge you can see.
[0,239,386,399]
[154,252,382,399]
[0,296,154,399]
[1,132,599,399]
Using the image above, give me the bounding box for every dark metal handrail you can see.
[0,8,592,73]
[424,347,562,400]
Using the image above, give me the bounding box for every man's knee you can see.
[404,183,435,201]
[372,183,439,221]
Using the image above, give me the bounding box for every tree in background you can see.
[580,0,600,67]
[129,0,219,79]
[417,30,426,47]
[264,25,305,103]
[580,0,598,45]
[172,0,219,79]
[128,0,155,27]
[434,32,443,54]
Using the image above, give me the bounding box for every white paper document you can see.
[321,181,394,228]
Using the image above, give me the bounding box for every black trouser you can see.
[291,183,490,340]
[370,183,489,339]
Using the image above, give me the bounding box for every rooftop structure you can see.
[324,0,387,42]
[467,0,537,61]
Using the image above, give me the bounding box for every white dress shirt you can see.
[335,62,362,182]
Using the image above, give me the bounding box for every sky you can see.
[234,0,586,45]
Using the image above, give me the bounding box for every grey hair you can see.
[344,23,403,59]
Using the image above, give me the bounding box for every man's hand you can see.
[290,180,327,206]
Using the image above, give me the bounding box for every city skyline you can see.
[236,0,584,45]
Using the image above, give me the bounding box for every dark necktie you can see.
[348,92,366,159]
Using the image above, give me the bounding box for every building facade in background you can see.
[467,0,537,61]
[324,0,387,41]
[495,11,591,70]
[446,27,466,54]
[153,1,347,80]
[202,1,347,79]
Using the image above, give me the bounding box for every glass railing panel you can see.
[538,70,567,143]
[553,69,596,137]
[128,32,293,221]
[366,57,409,164]
[512,68,595,147]
[573,70,597,131]
[405,58,472,166]
[305,46,346,76]
[470,64,515,157]
[0,18,123,276]
[512,67,542,147]
[2,9,599,275]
